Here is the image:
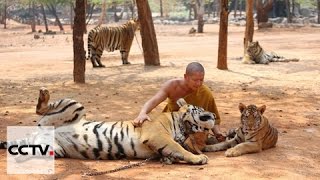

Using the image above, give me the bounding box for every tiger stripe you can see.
[0,87,216,165]
[204,103,278,157]
[87,19,140,68]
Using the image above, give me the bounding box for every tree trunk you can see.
[129,2,135,18]
[217,0,228,70]
[70,2,74,29]
[40,4,49,32]
[244,0,254,55]
[217,0,221,17]
[318,0,320,24]
[136,0,160,66]
[47,4,64,31]
[285,0,292,23]
[256,0,273,24]
[31,2,36,32]
[196,0,205,33]
[86,3,95,25]
[197,14,204,32]
[234,0,238,19]
[73,0,86,83]
[292,0,295,17]
[160,0,163,17]
[4,0,7,29]
[239,0,242,17]
[190,3,197,20]
[98,0,107,26]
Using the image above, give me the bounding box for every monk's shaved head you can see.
[185,62,205,75]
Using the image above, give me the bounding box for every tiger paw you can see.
[225,148,242,157]
[192,154,208,165]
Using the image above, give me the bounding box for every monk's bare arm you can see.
[133,80,174,126]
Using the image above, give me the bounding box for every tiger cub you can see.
[242,41,299,64]
[204,103,278,157]
[1,87,216,165]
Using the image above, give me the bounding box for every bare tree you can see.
[217,0,229,70]
[136,0,160,66]
[195,0,205,33]
[70,2,74,29]
[160,0,163,17]
[233,0,238,18]
[73,0,86,83]
[40,4,49,32]
[317,0,320,24]
[98,0,107,26]
[285,0,292,23]
[46,3,64,31]
[189,1,197,20]
[243,0,254,55]
[3,0,7,29]
[30,1,36,32]
[256,0,273,25]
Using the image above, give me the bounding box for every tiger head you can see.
[239,103,266,133]
[127,18,140,31]
[176,98,215,134]
[246,41,261,57]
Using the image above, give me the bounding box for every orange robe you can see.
[162,84,221,125]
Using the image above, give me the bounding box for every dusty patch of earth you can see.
[0,21,319,179]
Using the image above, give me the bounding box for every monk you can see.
[133,62,225,153]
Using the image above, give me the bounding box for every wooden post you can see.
[136,0,160,66]
[73,0,86,83]
[217,0,228,70]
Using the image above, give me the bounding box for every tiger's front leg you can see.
[203,138,238,152]
[225,142,261,157]
[120,51,130,64]
[145,137,208,165]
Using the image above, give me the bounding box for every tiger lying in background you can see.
[204,103,278,157]
[87,19,140,68]
[242,41,299,64]
[1,87,215,165]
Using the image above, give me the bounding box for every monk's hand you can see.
[132,113,151,127]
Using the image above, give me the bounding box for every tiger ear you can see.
[258,105,266,114]
[239,103,246,113]
[177,98,187,107]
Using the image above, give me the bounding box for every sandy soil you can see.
[0,21,319,179]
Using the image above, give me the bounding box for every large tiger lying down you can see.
[204,103,278,157]
[0,88,216,165]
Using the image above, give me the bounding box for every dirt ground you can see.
[0,20,319,179]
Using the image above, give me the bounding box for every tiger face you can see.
[239,103,266,133]
[127,18,140,31]
[177,98,215,133]
[246,41,261,59]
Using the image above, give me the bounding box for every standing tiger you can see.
[87,19,140,68]
[242,41,299,64]
[204,103,278,157]
[0,87,215,165]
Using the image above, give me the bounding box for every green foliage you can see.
[296,0,317,8]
